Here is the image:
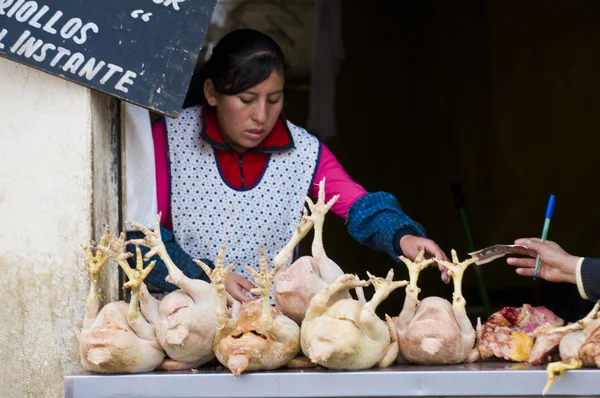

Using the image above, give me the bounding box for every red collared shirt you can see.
[200,104,295,190]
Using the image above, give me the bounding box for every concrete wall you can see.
[0,59,120,397]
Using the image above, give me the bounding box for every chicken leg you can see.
[436,250,478,356]
[435,250,475,313]
[380,315,400,367]
[113,245,160,341]
[96,228,157,337]
[304,274,369,323]
[119,245,156,325]
[359,270,407,367]
[362,270,408,330]
[304,177,340,283]
[97,226,162,326]
[137,283,160,326]
[82,234,111,329]
[195,245,234,338]
[96,227,151,325]
[128,213,213,302]
[401,250,436,301]
[396,250,435,331]
[272,207,314,267]
[543,357,582,395]
[466,318,483,363]
[244,245,281,332]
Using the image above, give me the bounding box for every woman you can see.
[508,238,600,302]
[127,28,449,303]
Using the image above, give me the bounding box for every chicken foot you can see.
[95,227,157,337]
[396,250,435,331]
[96,226,132,266]
[82,235,111,329]
[304,274,369,323]
[363,270,408,316]
[195,245,234,338]
[360,270,407,367]
[97,226,161,327]
[272,207,314,266]
[543,357,583,396]
[272,178,339,270]
[435,249,475,313]
[304,177,340,283]
[119,245,156,325]
[400,250,436,302]
[92,227,159,341]
[96,227,148,325]
[117,245,161,341]
[244,245,282,332]
[436,249,479,359]
[128,213,208,302]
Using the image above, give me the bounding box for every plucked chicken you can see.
[203,245,301,376]
[126,214,218,369]
[273,177,348,325]
[528,301,600,395]
[393,249,480,364]
[75,228,165,373]
[300,270,406,370]
[529,301,600,366]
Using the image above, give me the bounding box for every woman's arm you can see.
[308,143,368,219]
[309,143,428,261]
[346,192,428,261]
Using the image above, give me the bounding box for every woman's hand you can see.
[225,272,259,302]
[400,235,451,283]
[506,238,580,284]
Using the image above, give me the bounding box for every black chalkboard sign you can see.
[0,0,216,116]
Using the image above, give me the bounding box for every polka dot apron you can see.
[164,105,320,303]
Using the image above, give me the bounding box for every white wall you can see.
[0,58,120,398]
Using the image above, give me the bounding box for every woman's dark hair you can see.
[184,29,287,107]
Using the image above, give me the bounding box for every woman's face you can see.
[205,70,284,152]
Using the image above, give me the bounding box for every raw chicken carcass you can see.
[478,304,564,362]
[273,177,348,325]
[300,270,407,370]
[75,228,165,373]
[542,302,600,395]
[393,249,480,364]
[126,214,219,370]
[529,301,600,366]
[206,245,301,376]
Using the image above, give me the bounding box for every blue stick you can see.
[533,194,556,280]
